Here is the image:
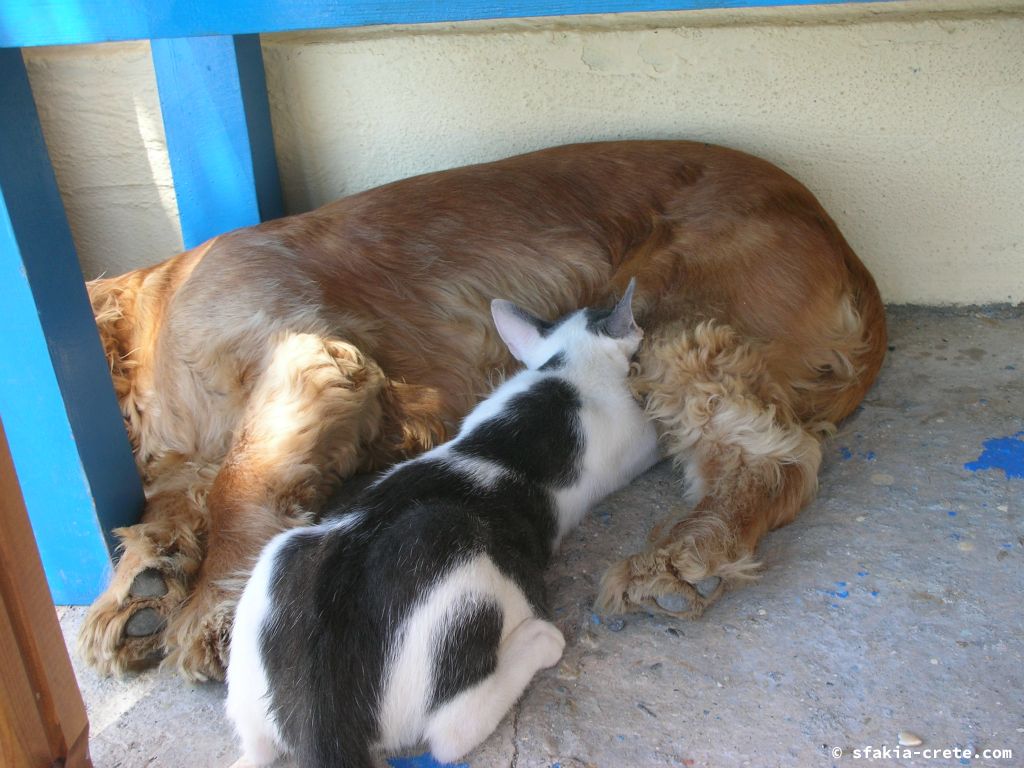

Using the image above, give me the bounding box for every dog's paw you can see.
[648,576,725,619]
[595,541,757,620]
[78,566,184,675]
[163,584,237,682]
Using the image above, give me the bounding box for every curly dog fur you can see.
[78,141,886,681]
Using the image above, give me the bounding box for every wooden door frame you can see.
[0,418,92,768]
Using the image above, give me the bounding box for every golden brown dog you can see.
[79,140,885,682]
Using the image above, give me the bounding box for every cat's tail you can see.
[294,732,377,768]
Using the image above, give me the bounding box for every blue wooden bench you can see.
[0,0,888,604]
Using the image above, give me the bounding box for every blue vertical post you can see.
[151,33,283,248]
[0,48,145,604]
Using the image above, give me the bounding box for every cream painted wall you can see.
[22,2,1024,303]
[24,41,183,277]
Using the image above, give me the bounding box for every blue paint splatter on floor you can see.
[870,591,879,597]
[840,446,878,462]
[948,510,957,516]
[965,431,1024,479]
[857,571,869,577]
[835,581,847,587]
[389,754,468,768]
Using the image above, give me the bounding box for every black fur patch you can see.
[538,313,572,337]
[505,303,564,338]
[430,600,503,708]
[584,306,615,335]
[260,526,381,767]
[453,378,582,487]
[539,352,566,371]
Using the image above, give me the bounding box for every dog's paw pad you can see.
[129,568,169,599]
[652,578,722,617]
[694,576,722,599]
[654,593,691,613]
[124,607,166,637]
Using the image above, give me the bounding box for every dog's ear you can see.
[491,300,546,363]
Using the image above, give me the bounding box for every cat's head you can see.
[491,278,641,376]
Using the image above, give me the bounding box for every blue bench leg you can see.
[0,48,145,605]
[151,33,283,248]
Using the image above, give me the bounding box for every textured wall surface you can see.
[22,3,1024,302]
[24,41,183,279]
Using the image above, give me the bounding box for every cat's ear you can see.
[601,278,639,339]
[491,300,547,363]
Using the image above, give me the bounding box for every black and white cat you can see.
[225,279,660,767]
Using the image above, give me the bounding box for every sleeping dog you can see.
[79,140,886,682]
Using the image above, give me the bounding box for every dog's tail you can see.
[837,237,888,421]
[789,235,888,428]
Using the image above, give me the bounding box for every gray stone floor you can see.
[58,306,1024,768]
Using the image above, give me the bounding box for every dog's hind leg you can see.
[162,333,388,681]
[596,321,825,619]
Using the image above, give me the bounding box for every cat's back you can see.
[353,451,557,579]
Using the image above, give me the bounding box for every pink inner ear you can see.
[491,300,542,364]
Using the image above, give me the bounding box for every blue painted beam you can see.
[152,34,283,248]
[0,0,898,48]
[0,48,145,604]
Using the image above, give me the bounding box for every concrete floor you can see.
[58,306,1024,768]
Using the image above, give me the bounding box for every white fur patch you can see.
[440,454,512,490]
[226,528,300,764]
[424,616,564,763]
[542,316,661,542]
[375,555,533,752]
[553,385,660,542]
[324,509,365,533]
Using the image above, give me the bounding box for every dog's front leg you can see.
[596,321,825,619]
[77,483,209,676]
